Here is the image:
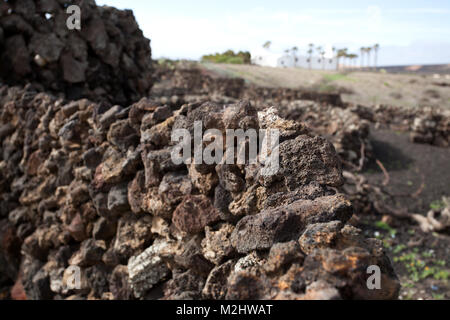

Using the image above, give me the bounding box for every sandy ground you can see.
[355,127,450,300]
[202,63,450,109]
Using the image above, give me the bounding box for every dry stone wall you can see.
[0,85,400,299]
[0,0,153,105]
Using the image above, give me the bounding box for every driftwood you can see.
[375,159,390,186]
[343,166,450,233]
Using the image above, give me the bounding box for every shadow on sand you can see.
[366,137,414,172]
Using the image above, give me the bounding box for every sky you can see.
[96,0,450,66]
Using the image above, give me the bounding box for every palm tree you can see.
[342,48,349,69]
[284,49,290,67]
[263,41,271,49]
[366,47,372,70]
[320,49,326,70]
[292,46,298,66]
[331,46,336,64]
[373,43,380,70]
[347,54,353,69]
[336,49,346,71]
[316,46,322,66]
[307,43,314,69]
[360,47,365,68]
[344,54,350,69]
[349,54,358,69]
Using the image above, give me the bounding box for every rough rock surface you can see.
[0,83,400,299]
[351,104,450,148]
[152,63,449,152]
[151,63,343,109]
[0,0,153,105]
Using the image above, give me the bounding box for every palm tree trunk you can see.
[374,50,378,70]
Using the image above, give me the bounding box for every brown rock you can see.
[69,239,107,267]
[202,260,236,299]
[113,215,153,263]
[109,265,132,300]
[158,172,192,206]
[264,241,305,274]
[188,162,218,195]
[263,134,344,192]
[231,195,353,253]
[201,223,235,265]
[299,221,343,254]
[11,275,27,300]
[67,214,87,242]
[172,195,221,234]
[127,171,145,214]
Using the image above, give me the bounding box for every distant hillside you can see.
[371,64,450,75]
[201,62,450,109]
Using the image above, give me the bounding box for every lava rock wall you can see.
[0,0,153,105]
[0,85,400,299]
[151,64,343,108]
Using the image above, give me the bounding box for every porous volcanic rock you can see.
[0,0,153,105]
[0,83,400,300]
